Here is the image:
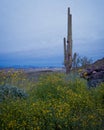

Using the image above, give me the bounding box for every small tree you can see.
[72,53,93,69]
[80,56,93,68]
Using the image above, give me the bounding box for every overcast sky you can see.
[0,0,104,66]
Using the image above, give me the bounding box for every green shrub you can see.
[0,84,28,102]
[0,73,104,130]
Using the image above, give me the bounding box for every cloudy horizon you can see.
[0,0,104,67]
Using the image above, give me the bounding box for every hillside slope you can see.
[92,58,104,68]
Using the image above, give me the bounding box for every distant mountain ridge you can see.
[0,57,104,69]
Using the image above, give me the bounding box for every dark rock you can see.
[80,66,104,87]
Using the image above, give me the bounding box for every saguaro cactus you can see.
[64,7,72,74]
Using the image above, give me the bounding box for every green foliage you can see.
[0,84,28,102]
[0,70,104,130]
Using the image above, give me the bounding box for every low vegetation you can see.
[0,69,104,130]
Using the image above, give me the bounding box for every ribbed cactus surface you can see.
[64,7,72,74]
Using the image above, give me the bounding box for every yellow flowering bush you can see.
[0,70,104,129]
[0,69,36,91]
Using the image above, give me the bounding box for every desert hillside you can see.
[92,58,104,68]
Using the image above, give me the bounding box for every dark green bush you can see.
[0,84,28,102]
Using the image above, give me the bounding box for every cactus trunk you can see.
[64,7,72,74]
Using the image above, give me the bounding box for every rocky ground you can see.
[80,58,104,87]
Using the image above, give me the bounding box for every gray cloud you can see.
[0,0,104,66]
